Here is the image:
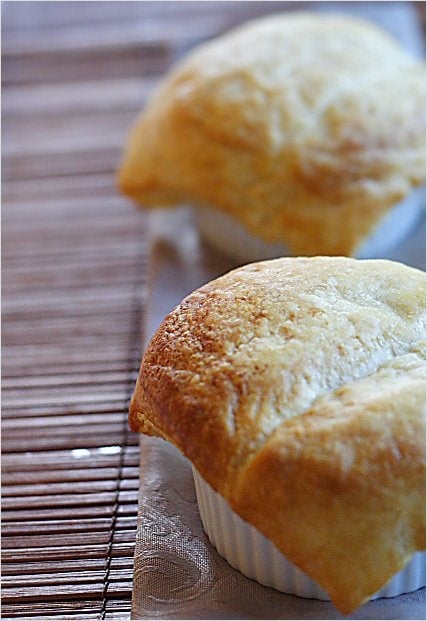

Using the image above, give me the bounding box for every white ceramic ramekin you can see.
[194,187,425,263]
[192,467,426,601]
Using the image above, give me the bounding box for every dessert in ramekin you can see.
[118,13,425,259]
[129,257,426,614]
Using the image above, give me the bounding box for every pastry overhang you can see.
[129,256,426,613]
[118,12,426,256]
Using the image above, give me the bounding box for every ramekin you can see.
[194,187,425,263]
[192,467,426,601]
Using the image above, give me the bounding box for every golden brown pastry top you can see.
[118,12,426,256]
[129,256,426,613]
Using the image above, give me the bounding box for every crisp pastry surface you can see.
[129,257,426,613]
[118,12,426,256]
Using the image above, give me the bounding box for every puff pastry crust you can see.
[118,13,425,256]
[129,257,426,613]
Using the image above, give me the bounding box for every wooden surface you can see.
[1,2,425,620]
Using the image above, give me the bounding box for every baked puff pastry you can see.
[118,13,426,257]
[129,257,426,614]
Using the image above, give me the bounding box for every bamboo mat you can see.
[2,2,425,620]
[1,3,152,619]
